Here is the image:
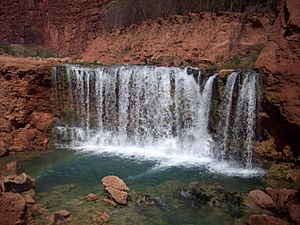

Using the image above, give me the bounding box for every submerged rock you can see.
[91,211,110,224]
[3,173,35,193]
[85,193,98,202]
[248,190,276,209]
[136,194,156,206]
[103,198,118,207]
[248,214,290,225]
[181,181,243,208]
[55,210,71,218]
[101,175,130,205]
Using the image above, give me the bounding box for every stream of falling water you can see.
[52,65,263,176]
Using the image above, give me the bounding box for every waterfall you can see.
[217,71,261,168]
[52,65,261,169]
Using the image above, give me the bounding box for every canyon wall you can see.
[0,56,54,155]
[255,0,300,162]
[0,0,112,54]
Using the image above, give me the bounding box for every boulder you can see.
[55,210,70,218]
[288,204,300,225]
[91,212,110,224]
[100,212,110,222]
[0,192,27,225]
[85,193,98,202]
[48,213,69,225]
[266,188,297,208]
[249,190,276,209]
[3,173,35,193]
[101,175,130,205]
[105,187,128,205]
[248,214,290,225]
[101,176,129,192]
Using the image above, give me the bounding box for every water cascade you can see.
[52,65,261,170]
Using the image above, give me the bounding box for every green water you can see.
[17,149,264,225]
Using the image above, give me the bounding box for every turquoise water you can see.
[18,148,264,225]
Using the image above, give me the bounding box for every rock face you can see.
[3,173,35,193]
[249,190,276,209]
[0,55,54,153]
[0,0,113,54]
[248,214,290,225]
[266,188,297,208]
[101,175,130,205]
[0,192,27,225]
[82,12,273,67]
[255,0,300,162]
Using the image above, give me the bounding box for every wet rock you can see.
[3,173,35,193]
[28,204,47,216]
[266,188,297,208]
[85,193,98,202]
[0,192,27,225]
[103,198,118,207]
[101,175,130,205]
[55,210,70,218]
[48,213,69,225]
[91,212,110,224]
[136,194,156,206]
[249,190,276,209]
[288,204,300,225]
[248,214,290,225]
[182,181,243,207]
[105,186,128,205]
[101,176,129,192]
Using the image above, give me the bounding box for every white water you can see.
[52,65,263,176]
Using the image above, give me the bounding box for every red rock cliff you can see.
[0,56,54,154]
[0,0,111,54]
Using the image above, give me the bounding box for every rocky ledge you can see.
[0,55,71,156]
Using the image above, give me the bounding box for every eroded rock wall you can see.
[255,0,300,162]
[0,56,54,153]
[0,0,112,54]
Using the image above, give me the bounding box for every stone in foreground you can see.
[248,214,290,225]
[55,209,71,218]
[3,173,35,193]
[85,193,99,202]
[0,192,27,225]
[249,189,276,209]
[101,175,130,205]
[266,188,297,208]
